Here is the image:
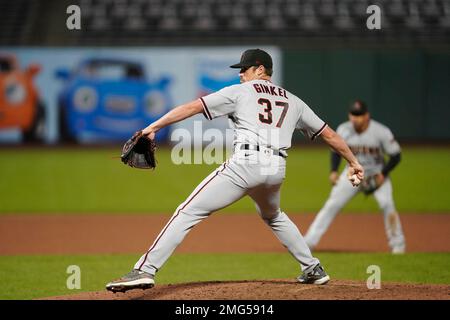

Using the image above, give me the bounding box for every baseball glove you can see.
[360,174,380,195]
[121,130,157,169]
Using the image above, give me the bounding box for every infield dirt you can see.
[1,213,449,254]
[2,213,449,300]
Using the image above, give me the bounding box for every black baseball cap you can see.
[349,100,368,116]
[230,49,273,69]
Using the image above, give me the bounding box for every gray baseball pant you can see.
[135,148,320,275]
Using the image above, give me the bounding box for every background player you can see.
[304,100,405,254]
[106,49,364,293]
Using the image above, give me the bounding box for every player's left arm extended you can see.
[142,99,204,137]
[319,126,364,180]
[372,152,401,187]
[382,153,401,177]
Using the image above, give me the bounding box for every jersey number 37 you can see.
[258,98,289,128]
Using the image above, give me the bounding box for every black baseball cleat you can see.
[106,269,155,293]
[297,264,330,285]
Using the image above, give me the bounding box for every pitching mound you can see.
[44,280,449,300]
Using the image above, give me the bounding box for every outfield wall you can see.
[284,49,450,140]
[2,46,450,143]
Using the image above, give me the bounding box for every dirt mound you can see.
[43,280,449,300]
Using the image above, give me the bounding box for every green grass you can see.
[0,252,449,299]
[0,146,449,214]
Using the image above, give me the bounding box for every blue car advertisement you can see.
[56,58,172,143]
[0,47,281,144]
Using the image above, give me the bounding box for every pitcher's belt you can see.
[239,144,287,158]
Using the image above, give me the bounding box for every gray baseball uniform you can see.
[134,79,328,275]
[305,119,405,252]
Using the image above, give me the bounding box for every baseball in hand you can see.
[350,174,361,186]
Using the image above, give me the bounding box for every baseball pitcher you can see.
[106,49,364,293]
[304,100,405,254]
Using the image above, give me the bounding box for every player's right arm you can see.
[295,100,363,185]
[142,84,240,138]
[320,126,364,184]
[329,124,344,185]
[142,99,204,138]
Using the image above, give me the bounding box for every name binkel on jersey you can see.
[252,83,288,99]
